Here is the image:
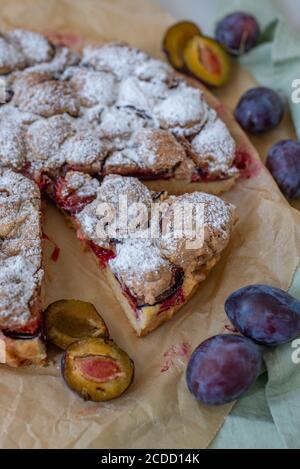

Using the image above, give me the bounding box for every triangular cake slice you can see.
[0,170,45,366]
[51,172,237,336]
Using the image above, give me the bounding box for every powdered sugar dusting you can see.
[110,237,174,305]
[26,114,74,172]
[82,42,148,80]
[105,129,185,173]
[60,131,107,167]
[154,84,209,137]
[159,192,237,273]
[7,29,54,65]
[0,118,26,169]
[62,171,100,198]
[0,33,238,179]
[0,37,26,73]
[13,74,80,117]
[68,68,117,108]
[191,115,237,176]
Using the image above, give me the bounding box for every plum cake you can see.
[0,29,239,365]
[0,170,45,367]
[0,29,240,195]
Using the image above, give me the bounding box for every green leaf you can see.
[258,19,279,45]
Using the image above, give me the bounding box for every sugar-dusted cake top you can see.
[0,30,238,183]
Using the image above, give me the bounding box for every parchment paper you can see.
[0,0,300,450]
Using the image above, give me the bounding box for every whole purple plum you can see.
[215,12,260,56]
[225,285,300,346]
[186,335,262,406]
[267,140,300,199]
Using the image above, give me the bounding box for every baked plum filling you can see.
[116,268,185,317]
[191,167,236,182]
[234,148,261,179]
[103,167,173,181]
[54,176,96,215]
[89,241,116,269]
[3,317,42,341]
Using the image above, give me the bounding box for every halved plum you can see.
[183,36,230,87]
[62,338,134,402]
[163,21,202,70]
[45,300,109,350]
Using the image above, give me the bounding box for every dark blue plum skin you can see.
[225,285,300,346]
[235,87,284,134]
[186,335,262,406]
[266,140,300,200]
[215,12,260,56]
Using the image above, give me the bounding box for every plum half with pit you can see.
[163,21,202,71]
[62,338,134,402]
[225,285,300,346]
[45,300,109,350]
[186,335,262,406]
[266,140,300,199]
[215,12,260,56]
[183,36,230,87]
[235,87,284,134]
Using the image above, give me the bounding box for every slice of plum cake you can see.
[0,170,45,366]
[50,171,237,336]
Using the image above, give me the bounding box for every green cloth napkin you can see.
[210,0,300,449]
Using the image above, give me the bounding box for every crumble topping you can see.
[61,171,100,199]
[191,113,237,177]
[134,58,174,83]
[76,174,153,245]
[104,129,185,174]
[0,118,26,170]
[153,84,209,137]
[26,114,74,172]
[109,237,174,305]
[99,106,154,142]
[26,46,80,76]
[81,42,149,80]
[158,193,236,273]
[12,72,80,117]
[0,33,238,180]
[68,68,117,108]
[59,131,107,168]
[7,29,54,65]
[0,36,26,73]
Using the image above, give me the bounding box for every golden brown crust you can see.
[0,334,46,368]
